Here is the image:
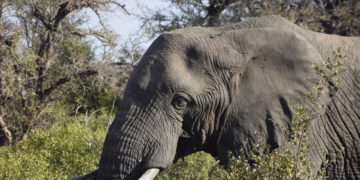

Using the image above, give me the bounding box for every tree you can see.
[141,0,360,37]
[0,0,127,145]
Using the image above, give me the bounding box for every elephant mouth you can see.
[138,168,160,180]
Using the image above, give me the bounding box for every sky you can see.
[86,0,171,61]
[109,0,169,41]
[107,0,170,49]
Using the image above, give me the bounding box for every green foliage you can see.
[156,144,312,179]
[209,146,311,179]
[156,152,218,180]
[0,34,101,143]
[0,106,111,179]
[0,0,125,145]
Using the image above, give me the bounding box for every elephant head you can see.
[79,16,360,180]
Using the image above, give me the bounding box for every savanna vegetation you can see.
[0,0,358,179]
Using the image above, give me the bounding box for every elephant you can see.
[77,15,360,179]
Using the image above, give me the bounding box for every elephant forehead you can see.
[165,57,206,93]
[134,58,157,90]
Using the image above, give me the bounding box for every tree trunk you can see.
[0,115,12,145]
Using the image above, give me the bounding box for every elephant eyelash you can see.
[171,95,189,111]
[171,92,196,115]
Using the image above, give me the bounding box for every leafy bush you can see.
[156,151,217,180]
[0,106,111,179]
[156,144,311,180]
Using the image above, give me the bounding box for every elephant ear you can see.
[216,28,329,163]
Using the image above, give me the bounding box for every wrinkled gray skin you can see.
[79,16,360,179]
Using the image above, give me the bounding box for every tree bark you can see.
[0,115,12,145]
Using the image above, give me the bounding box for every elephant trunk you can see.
[97,107,152,179]
[96,96,176,180]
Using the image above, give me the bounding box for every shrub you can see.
[156,151,217,180]
[0,106,110,179]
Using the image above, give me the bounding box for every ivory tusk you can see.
[138,168,160,180]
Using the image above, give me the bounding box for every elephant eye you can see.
[172,96,189,111]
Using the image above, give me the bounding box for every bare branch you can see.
[68,30,107,42]
[90,6,106,28]
[0,115,12,145]
[75,105,83,123]
[107,94,117,131]
[52,1,71,30]
[42,69,98,98]
[0,0,3,19]
[52,1,91,31]
[110,1,129,15]
[31,6,52,31]
[53,0,129,31]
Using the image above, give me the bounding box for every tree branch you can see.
[108,1,129,14]
[0,115,12,145]
[52,1,90,31]
[0,0,3,19]
[68,29,108,43]
[52,1,71,30]
[42,69,98,98]
[53,0,129,31]
[32,7,52,31]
